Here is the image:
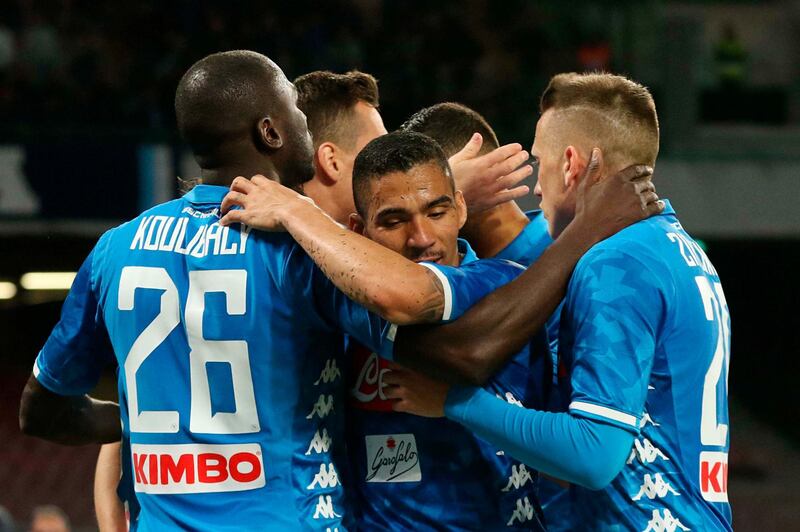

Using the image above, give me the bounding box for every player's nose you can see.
[533,180,542,198]
[407,217,436,249]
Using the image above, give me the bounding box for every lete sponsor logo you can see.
[364,434,421,482]
[699,451,728,502]
[349,346,393,411]
[131,443,265,494]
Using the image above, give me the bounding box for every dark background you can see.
[0,0,798,530]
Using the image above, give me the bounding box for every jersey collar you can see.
[458,238,479,265]
[183,184,230,206]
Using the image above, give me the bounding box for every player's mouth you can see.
[413,253,444,264]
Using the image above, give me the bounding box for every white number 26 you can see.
[118,267,259,435]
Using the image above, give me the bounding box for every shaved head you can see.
[540,72,659,173]
[174,50,314,188]
[175,51,283,167]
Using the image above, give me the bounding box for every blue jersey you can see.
[33,185,517,531]
[553,201,732,531]
[347,242,548,531]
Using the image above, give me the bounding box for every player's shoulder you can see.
[460,256,526,276]
[583,213,675,266]
[573,214,679,293]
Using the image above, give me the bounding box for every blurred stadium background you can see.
[0,1,798,530]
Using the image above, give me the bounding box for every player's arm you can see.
[20,376,120,444]
[94,442,127,532]
[386,246,666,489]
[221,176,447,325]
[383,369,633,490]
[19,244,121,445]
[392,151,661,385]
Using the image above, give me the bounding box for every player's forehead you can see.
[369,164,453,214]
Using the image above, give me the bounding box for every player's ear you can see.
[315,143,339,185]
[563,145,586,190]
[349,212,366,235]
[454,190,468,230]
[257,117,283,150]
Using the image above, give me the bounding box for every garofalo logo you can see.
[364,433,421,482]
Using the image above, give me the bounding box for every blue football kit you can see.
[444,201,732,531]
[347,241,547,531]
[33,185,525,531]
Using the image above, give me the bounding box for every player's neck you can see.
[460,202,530,258]
[200,163,278,188]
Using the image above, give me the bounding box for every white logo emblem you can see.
[314,358,342,385]
[640,412,660,428]
[307,463,339,490]
[632,474,680,501]
[313,495,341,520]
[306,395,334,419]
[496,391,523,407]
[305,429,332,456]
[628,438,670,465]
[506,497,535,526]
[365,434,421,482]
[502,464,533,492]
[643,509,690,532]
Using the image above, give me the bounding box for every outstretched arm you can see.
[20,375,121,445]
[382,368,633,490]
[392,150,661,385]
[220,176,446,325]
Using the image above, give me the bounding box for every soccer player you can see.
[400,102,561,360]
[294,70,388,225]
[18,51,526,531]
[343,131,546,530]
[218,136,660,530]
[386,73,732,531]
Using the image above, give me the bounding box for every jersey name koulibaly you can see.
[34,185,521,531]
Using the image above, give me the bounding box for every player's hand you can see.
[572,148,662,243]
[219,175,316,231]
[448,133,532,215]
[382,362,449,418]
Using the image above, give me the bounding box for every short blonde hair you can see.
[540,72,659,169]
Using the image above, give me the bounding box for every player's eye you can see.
[428,210,447,219]
[381,218,403,228]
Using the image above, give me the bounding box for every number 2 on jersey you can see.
[118,266,260,435]
[695,276,730,447]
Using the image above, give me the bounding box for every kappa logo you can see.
[314,358,342,386]
[628,438,670,465]
[643,509,690,532]
[365,434,421,482]
[307,463,339,490]
[131,443,265,494]
[502,464,533,492]
[699,451,728,503]
[632,474,680,501]
[506,497,535,526]
[313,495,341,520]
[306,395,335,420]
[496,391,524,407]
[640,412,660,428]
[305,429,332,456]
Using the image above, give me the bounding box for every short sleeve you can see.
[562,246,667,434]
[419,258,525,322]
[34,245,115,395]
[276,242,394,357]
